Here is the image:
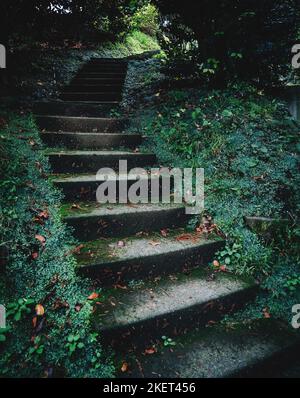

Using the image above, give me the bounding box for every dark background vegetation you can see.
[154,0,299,85]
[0,1,299,86]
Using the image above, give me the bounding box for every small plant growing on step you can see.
[110,108,121,117]
[161,336,176,347]
[217,243,242,269]
[6,298,35,322]
[66,334,85,356]
[0,327,10,343]
[28,336,45,357]
[284,273,300,293]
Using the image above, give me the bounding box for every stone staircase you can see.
[34,58,299,378]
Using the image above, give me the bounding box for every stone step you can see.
[63,203,190,241]
[33,101,119,117]
[60,100,120,105]
[60,92,122,102]
[244,216,291,243]
[77,229,224,281]
[48,150,156,173]
[41,132,142,150]
[95,268,254,345]
[79,69,126,75]
[53,172,172,202]
[80,64,127,72]
[123,321,300,378]
[72,78,125,85]
[77,72,127,79]
[36,115,127,132]
[76,229,225,282]
[63,84,123,93]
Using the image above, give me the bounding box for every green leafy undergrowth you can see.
[138,82,300,323]
[0,113,114,377]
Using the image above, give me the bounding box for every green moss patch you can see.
[0,113,114,377]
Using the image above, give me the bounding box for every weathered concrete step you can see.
[60,92,122,102]
[53,172,173,202]
[63,85,123,93]
[78,69,126,74]
[95,268,254,343]
[79,69,126,75]
[77,73,126,79]
[123,321,300,378]
[244,216,291,243]
[76,229,223,281]
[41,132,142,149]
[63,203,189,240]
[36,115,127,132]
[81,65,127,72]
[56,100,119,105]
[72,78,125,85]
[33,101,117,117]
[48,150,156,173]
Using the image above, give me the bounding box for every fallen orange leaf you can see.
[32,317,37,328]
[263,308,271,319]
[176,233,195,241]
[35,235,46,245]
[38,210,49,219]
[88,292,99,300]
[35,304,45,316]
[121,362,129,373]
[149,241,160,246]
[113,284,128,290]
[145,347,157,355]
[71,203,83,210]
[72,244,84,254]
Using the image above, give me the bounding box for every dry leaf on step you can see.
[121,362,129,373]
[88,292,99,300]
[35,304,45,316]
[145,347,157,355]
[149,241,160,246]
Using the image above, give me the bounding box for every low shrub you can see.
[0,113,114,377]
[139,81,300,322]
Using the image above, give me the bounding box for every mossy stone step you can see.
[63,203,190,241]
[41,132,142,150]
[48,150,156,173]
[53,172,173,202]
[122,321,300,378]
[80,65,127,72]
[71,78,125,85]
[63,85,124,93]
[95,268,255,344]
[244,216,291,243]
[36,115,128,132]
[60,92,122,102]
[33,101,117,117]
[77,72,127,78]
[76,228,224,281]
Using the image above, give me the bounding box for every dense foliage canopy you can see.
[154,0,300,84]
[0,0,149,45]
